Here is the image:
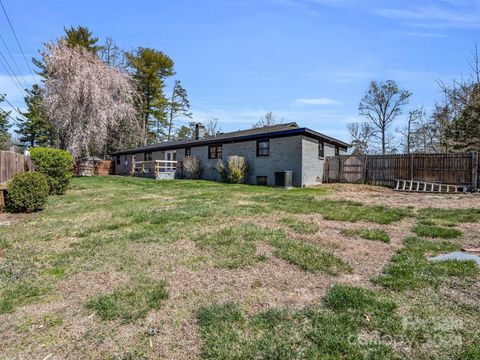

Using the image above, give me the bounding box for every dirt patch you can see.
[0,211,30,226]
[320,184,480,210]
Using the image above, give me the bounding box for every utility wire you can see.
[0,105,19,125]
[0,0,37,85]
[0,49,25,95]
[0,32,28,88]
[0,93,26,120]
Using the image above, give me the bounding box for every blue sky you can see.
[1,0,479,141]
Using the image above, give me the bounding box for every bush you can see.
[6,172,49,213]
[212,156,249,184]
[212,159,229,182]
[227,156,248,184]
[183,155,202,179]
[29,147,74,195]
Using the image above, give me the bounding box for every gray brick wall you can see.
[301,136,323,186]
[190,145,220,181]
[114,134,347,186]
[301,138,348,186]
[222,136,303,186]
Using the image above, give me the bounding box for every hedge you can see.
[29,147,74,195]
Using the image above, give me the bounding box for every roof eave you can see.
[111,127,349,155]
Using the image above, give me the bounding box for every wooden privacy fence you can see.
[0,151,34,183]
[324,152,479,190]
[0,151,34,207]
[74,160,115,176]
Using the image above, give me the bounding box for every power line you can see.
[0,106,19,125]
[0,32,28,88]
[0,0,37,84]
[0,49,25,95]
[0,94,26,120]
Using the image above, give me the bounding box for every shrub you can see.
[212,159,228,182]
[227,156,248,184]
[183,155,202,179]
[29,147,74,195]
[212,156,249,184]
[5,172,49,213]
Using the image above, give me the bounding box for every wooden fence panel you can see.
[324,152,479,189]
[74,160,115,176]
[0,151,33,183]
[341,156,365,183]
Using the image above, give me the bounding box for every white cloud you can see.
[294,97,341,105]
[373,1,480,29]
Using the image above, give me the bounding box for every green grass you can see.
[279,217,319,234]
[0,237,9,250]
[0,281,49,314]
[194,225,267,269]
[417,207,480,225]
[374,236,478,291]
[323,284,399,333]
[412,224,462,239]
[252,195,412,224]
[342,228,390,243]
[195,224,350,274]
[269,235,351,275]
[1,177,479,358]
[197,285,400,360]
[85,277,168,323]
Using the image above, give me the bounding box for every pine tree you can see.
[16,85,52,147]
[126,47,175,145]
[447,83,480,152]
[166,80,192,141]
[64,26,100,53]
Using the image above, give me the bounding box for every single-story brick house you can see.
[112,122,349,187]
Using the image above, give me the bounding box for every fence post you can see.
[362,154,367,184]
[409,153,414,181]
[339,156,343,183]
[472,151,478,192]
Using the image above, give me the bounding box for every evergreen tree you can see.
[446,83,480,152]
[166,80,192,141]
[16,85,52,147]
[0,94,12,150]
[176,122,196,140]
[63,25,100,53]
[126,47,175,145]
[34,25,100,77]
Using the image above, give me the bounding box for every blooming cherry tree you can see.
[43,41,139,157]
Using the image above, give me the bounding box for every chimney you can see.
[195,123,206,140]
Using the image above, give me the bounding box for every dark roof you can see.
[112,122,349,155]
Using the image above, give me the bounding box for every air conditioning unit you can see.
[275,171,293,188]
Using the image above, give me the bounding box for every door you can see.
[164,151,176,171]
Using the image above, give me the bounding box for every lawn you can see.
[0,177,479,359]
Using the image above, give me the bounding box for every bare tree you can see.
[359,80,411,154]
[252,111,282,128]
[204,118,221,136]
[398,107,424,154]
[100,37,127,69]
[43,41,139,158]
[346,122,373,154]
